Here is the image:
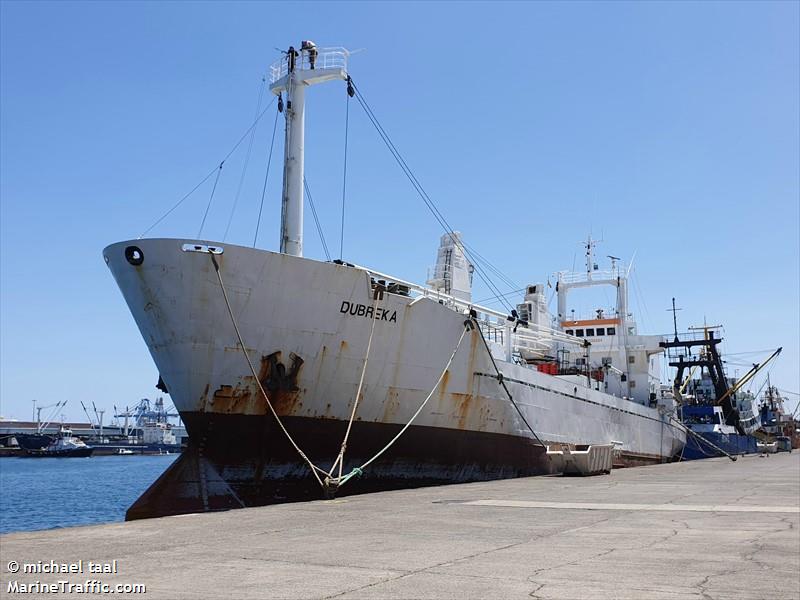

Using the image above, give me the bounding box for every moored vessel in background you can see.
[22,427,93,458]
[760,383,799,450]
[662,324,781,460]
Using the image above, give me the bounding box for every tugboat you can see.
[23,426,93,458]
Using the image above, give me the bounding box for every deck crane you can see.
[35,400,68,432]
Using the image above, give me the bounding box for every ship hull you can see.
[21,447,94,458]
[127,412,668,520]
[14,434,54,451]
[104,239,685,520]
[681,431,758,460]
[127,413,553,519]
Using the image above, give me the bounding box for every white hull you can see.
[104,239,685,517]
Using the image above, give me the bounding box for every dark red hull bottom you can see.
[126,413,557,520]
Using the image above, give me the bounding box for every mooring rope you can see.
[329,285,384,480]
[212,254,476,495]
[667,415,737,462]
[333,320,472,489]
[471,317,546,447]
[210,254,331,486]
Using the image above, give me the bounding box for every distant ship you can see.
[661,326,780,460]
[104,44,685,520]
[22,427,93,458]
[760,383,799,451]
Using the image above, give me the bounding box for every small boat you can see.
[23,427,93,458]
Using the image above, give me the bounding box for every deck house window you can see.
[566,330,574,336]
[586,328,595,336]
[607,327,616,335]
[596,328,605,336]
[575,329,584,337]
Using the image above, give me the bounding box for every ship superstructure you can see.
[516,238,666,406]
[105,45,685,519]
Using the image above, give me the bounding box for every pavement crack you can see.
[237,555,402,575]
[320,540,527,599]
[322,513,619,599]
[528,581,545,599]
[696,574,714,600]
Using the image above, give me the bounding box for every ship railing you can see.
[269,47,349,83]
[358,264,585,355]
[558,269,619,285]
[560,309,619,323]
[478,321,505,345]
[514,335,552,350]
[663,329,719,344]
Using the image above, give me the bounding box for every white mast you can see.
[269,44,349,257]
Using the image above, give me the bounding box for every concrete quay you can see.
[1,453,798,600]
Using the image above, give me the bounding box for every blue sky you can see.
[1,1,798,421]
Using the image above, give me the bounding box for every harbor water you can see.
[0,454,177,534]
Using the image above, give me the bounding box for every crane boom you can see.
[716,347,782,406]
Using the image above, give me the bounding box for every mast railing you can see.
[269,47,349,83]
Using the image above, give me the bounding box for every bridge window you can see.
[566,329,574,336]
[607,327,616,335]
[596,328,605,336]
[575,329,584,337]
[586,328,595,336]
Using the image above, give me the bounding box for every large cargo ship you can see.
[105,45,685,519]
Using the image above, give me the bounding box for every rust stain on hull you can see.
[210,351,306,416]
[437,369,476,431]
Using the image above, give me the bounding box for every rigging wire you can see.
[224,78,267,242]
[474,287,527,306]
[630,270,654,333]
[726,349,782,356]
[349,80,514,313]
[462,242,520,290]
[340,82,351,259]
[303,177,331,261]
[197,162,224,238]
[138,96,277,239]
[253,106,280,248]
[750,362,776,396]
